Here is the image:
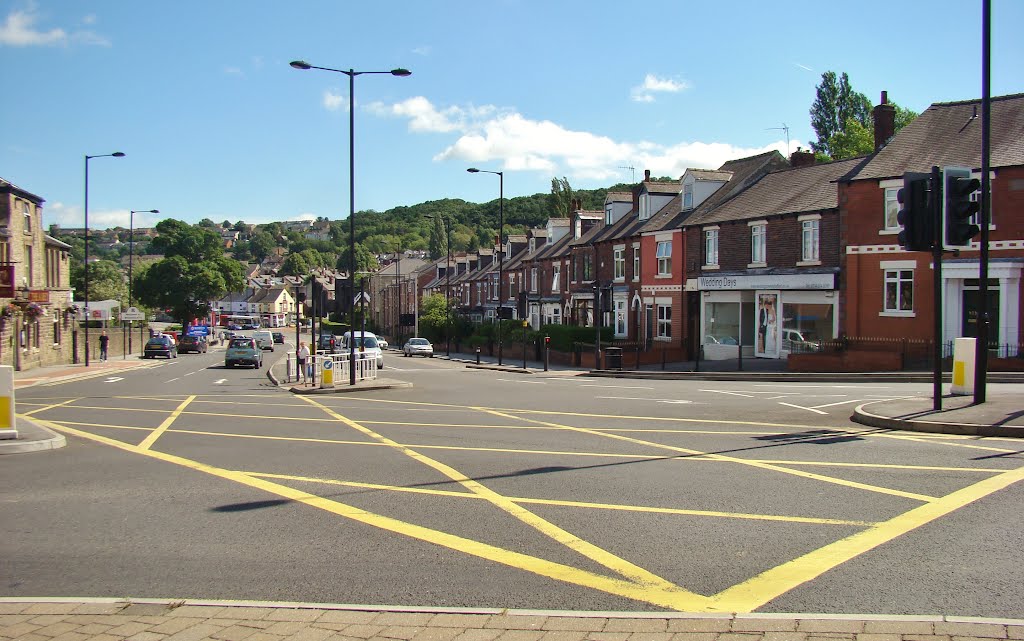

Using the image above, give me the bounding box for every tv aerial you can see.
[766,123,790,157]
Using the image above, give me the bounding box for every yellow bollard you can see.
[950,337,976,396]
[320,357,334,388]
[0,365,16,439]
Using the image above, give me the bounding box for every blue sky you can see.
[2,0,1021,232]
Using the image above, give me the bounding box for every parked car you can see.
[252,330,275,351]
[225,337,263,368]
[228,324,242,331]
[318,334,338,352]
[178,335,208,354]
[377,337,389,350]
[403,338,434,358]
[241,323,260,330]
[782,328,821,352]
[272,332,285,344]
[144,335,177,359]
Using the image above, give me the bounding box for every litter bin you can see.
[605,347,623,370]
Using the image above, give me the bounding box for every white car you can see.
[403,338,434,358]
[341,331,384,369]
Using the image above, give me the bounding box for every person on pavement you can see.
[99,330,109,361]
[296,341,311,383]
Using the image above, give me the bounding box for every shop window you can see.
[780,303,833,351]
[704,302,739,346]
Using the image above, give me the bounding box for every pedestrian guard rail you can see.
[284,349,378,386]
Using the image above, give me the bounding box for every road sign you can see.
[186,326,210,336]
[120,306,146,321]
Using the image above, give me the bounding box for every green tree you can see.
[248,231,275,263]
[428,216,448,260]
[809,71,871,158]
[197,218,217,228]
[549,177,574,218]
[135,219,245,327]
[828,118,875,159]
[416,293,451,344]
[336,244,378,275]
[279,253,310,276]
[231,240,251,262]
[71,259,127,304]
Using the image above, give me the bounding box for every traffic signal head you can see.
[896,172,933,252]
[943,166,981,249]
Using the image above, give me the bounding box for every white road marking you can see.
[597,396,693,404]
[778,402,829,415]
[753,384,897,389]
[810,399,875,410]
[104,377,124,383]
[214,379,228,384]
[496,378,546,384]
[166,378,180,383]
[700,389,755,398]
[580,384,654,390]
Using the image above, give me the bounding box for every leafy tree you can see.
[828,118,875,159]
[279,253,310,276]
[248,231,275,263]
[221,220,232,228]
[549,177,574,218]
[197,218,217,228]
[428,216,448,260]
[135,219,245,327]
[335,244,378,275]
[809,71,871,158]
[72,259,127,304]
[232,220,247,232]
[416,294,451,344]
[230,240,251,262]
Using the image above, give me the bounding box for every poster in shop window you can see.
[755,291,780,358]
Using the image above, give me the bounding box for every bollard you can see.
[286,352,293,383]
[475,347,481,365]
[0,366,16,439]
[320,356,334,389]
[950,337,976,396]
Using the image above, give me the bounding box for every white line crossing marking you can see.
[700,389,755,398]
[166,377,180,383]
[496,378,546,384]
[597,396,693,404]
[213,379,228,384]
[104,377,124,383]
[778,401,828,415]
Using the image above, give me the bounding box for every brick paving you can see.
[1,601,1021,641]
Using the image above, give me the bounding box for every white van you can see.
[252,330,275,351]
[340,331,384,369]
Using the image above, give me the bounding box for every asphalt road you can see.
[3,342,1023,617]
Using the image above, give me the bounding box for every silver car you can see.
[403,337,434,358]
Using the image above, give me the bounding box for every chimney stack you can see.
[790,147,816,168]
[644,169,651,182]
[873,90,896,152]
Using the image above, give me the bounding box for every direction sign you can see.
[186,326,210,336]
[120,306,146,321]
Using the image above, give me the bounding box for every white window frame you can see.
[683,184,693,210]
[530,268,538,292]
[704,227,719,267]
[881,264,915,317]
[551,264,560,293]
[639,193,650,220]
[749,221,766,266]
[632,246,640,281]
[656,240,672,276]
[613,246,625,281]
[656,303,672,339]
[605,204,613,225]
[798,215,820,265]
[22,201,32,234]
[884,186,900,231]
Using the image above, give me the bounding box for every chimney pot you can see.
[881,90,888,105]
[644,169,651,182]
[790,148,816,168]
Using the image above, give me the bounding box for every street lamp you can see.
[128,209,158,357]
[426,214,452,356]
[467,167,504,365]
[84,151,125,367]
[291,59,410,385]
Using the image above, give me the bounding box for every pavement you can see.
[3,353,1023,637]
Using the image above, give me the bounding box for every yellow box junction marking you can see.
[138,395,196,450]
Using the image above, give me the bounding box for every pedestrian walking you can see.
[296,341,311,383]
[99,330,109,361]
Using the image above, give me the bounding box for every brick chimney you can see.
[644,169,651,182]
[790,147,815,168]
[873,90,896,151]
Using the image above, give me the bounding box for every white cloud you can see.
[371,95,798,183]
[0,6,109,47]
[631,73,689,103]
[412,45,431,56]
[0,8,66,46]
[46,203,160,230]
[323,90,346,111]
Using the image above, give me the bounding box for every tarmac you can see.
[3,352,1023,638]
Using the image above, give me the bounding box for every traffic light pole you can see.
[976,0,991,404]
[931,166,943,412]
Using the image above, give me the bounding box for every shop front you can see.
[689,272,838,360]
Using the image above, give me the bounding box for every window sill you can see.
[797,260,821,267]
[655,274,672,279]
[879,310,916,318]
[654,335,672,342]
[878,229,900,235]
[747,262,767,269]
[703,264,720,270]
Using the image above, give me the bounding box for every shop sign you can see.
[697,273,835,291]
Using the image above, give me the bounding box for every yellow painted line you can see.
[477,408,939,504]
[20,397,81,416]
[246,471,875,526]
[137,395,196,450]
[296,394,694,596]
[709,463,1024,612]
[35,418,715,612]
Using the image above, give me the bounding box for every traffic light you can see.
[943,166,981,250]
[896,172,933,252]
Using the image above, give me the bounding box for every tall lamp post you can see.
[426,215,452,356]
[84,152,125,367]
[467,168,504,365]
[128,209,158,357]
[290,59,411,385]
